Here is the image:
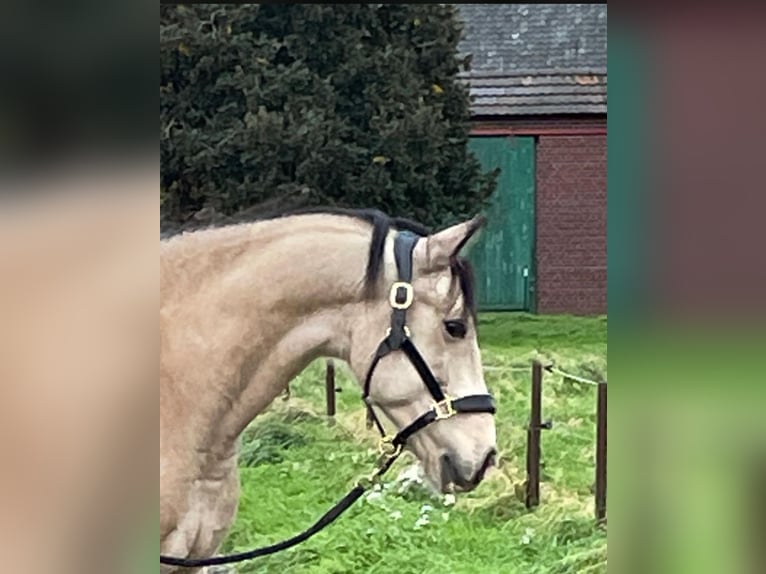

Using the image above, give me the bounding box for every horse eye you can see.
[443,319,467,339]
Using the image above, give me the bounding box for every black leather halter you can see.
[159,230,496,569]
[362,231,496,456]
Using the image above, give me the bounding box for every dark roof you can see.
[455,4,607,116]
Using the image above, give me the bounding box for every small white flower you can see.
[420,504,433,514]
[520,527,535,545]
[365,490,382,503]
[389,510,402,521]
[414,515,430,529]
[395,463,425,485]
[443,494,456,507]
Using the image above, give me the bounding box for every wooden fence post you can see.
[325,360,336,424]
[595,381,607,523]
[526,361,543,509]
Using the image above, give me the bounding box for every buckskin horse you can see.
[160,209,497,572]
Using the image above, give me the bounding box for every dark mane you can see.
[163,205,477,315]
[267,207,477,317]
[241,206,430,299]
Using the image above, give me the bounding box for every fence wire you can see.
[484,363,606,386]
[543,364,604,386]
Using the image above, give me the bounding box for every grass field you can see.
[220,313,607,573]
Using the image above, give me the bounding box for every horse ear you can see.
[414,215,486,271]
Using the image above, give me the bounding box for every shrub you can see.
[160,4,497,233]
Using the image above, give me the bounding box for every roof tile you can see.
[456,4,607,115]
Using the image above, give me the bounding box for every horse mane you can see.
[162,205,477,317]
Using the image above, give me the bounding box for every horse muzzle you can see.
[440,447,497,493]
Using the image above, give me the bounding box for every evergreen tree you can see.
[160,4,498,232]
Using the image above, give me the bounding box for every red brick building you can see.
[457,5,607,315]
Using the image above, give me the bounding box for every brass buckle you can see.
[433,396,456,420]
[378,435,402,457]
[389,282,414,310]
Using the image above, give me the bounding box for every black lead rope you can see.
[160,487,366,568]
[159,454,401,568]
[160,230,495,569]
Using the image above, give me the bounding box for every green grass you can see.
[221,313,607,573]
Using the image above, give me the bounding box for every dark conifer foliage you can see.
[160,4,498,233]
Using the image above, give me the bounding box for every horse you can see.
[160,209,498,573]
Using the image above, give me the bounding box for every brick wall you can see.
[535,133,607,314]
[472,114,607,134]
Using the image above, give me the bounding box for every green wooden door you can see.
[467,136,536,311]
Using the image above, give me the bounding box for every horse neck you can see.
[161,215,381,455]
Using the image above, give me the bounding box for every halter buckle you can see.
[433,396,456,420]
[378,435,402,457]
[389,282,414,310]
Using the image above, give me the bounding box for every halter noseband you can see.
[361,231,496,456]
